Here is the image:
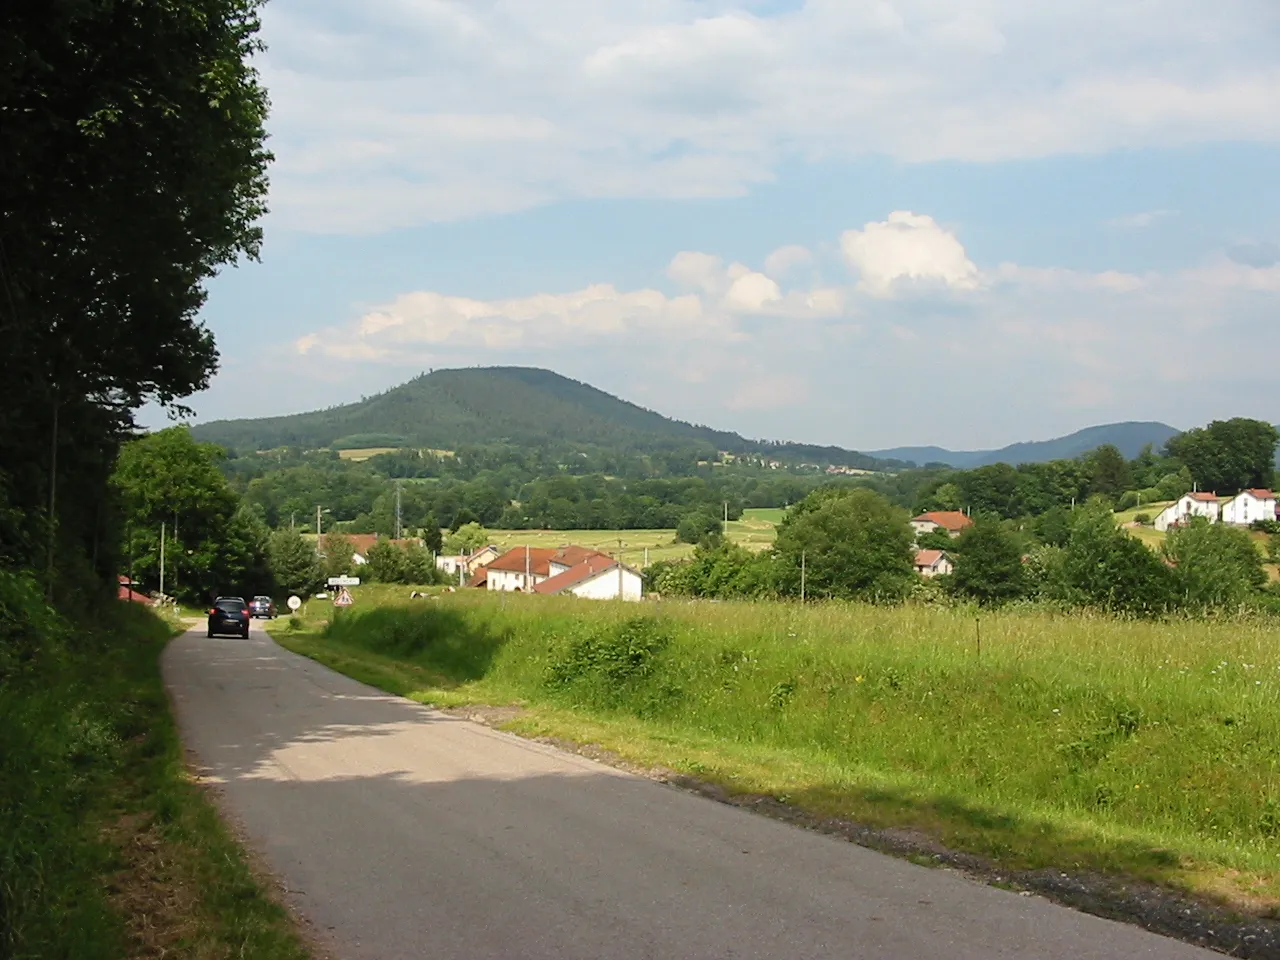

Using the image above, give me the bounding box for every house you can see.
[913,549,953,577]
[1153,492,1221,532]
[117,575,151,605]
[911,511,973,539]
[345,534,380,565]
[1221,489,1277,526]
[484,546,559,592]
[533,554,644,602]
[437,543,502,580]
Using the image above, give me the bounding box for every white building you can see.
[910,511,973,539]
[1153,492,1221,532]
[914,549,953,577]
[1221,489,1277,526]
[534,555,645,601]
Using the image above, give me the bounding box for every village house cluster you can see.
[439,543,645,601]
[908,510,972,577]
[1152,489,1277,532]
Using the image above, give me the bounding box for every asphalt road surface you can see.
[163,626,1216,960]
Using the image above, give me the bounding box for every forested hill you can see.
[191,367,898,469]
[869,421,1182,469]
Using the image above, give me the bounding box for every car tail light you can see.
[209,608,217,615]
[242,608,249,616]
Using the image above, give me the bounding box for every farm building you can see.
[911,511,973,539]
[484,544,643,600]
[1221,489,1276,526]
[1153,492,1221,532]
[913,549,953,577]
[436,543,502,580]
[533,554,644,601]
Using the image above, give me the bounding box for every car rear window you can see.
[215,600,244,612]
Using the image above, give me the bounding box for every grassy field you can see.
[336,446,400,461]
[271,591,1280,915]
[478,507,787,566]
[2,596,309,960]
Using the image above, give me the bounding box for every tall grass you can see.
[0,572,309,959]
[316,593,1280,903]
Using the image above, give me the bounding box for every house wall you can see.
[569,568,644,601]
[1154,495,1221,532]
[1222,495,1277,526]
[911,520,940,537]
[487,568,545,592]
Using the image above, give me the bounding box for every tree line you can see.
[650,487,1277,617]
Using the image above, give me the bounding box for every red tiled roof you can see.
[1244,489,1276,499]
[344,534,380,555]
[550,545,612,569]
[912,511,972,532]
[914,549,946,568]
[534,556,620,595]
[487,547,558,576]
[467,568,488,588]
[1187,492,1218,502]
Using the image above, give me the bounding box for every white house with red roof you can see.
[913,549,953,577]
[534,554,644,601]
[482,544,644,600]
[1153,491,1222,532]
[1221,489,1277,526]
[910,511,973,539]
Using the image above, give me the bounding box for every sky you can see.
[167,0,1280,451]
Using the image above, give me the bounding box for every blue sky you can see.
[172,0,1280,451]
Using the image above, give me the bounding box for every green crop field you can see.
[480,507,787,566]
[273,591,1280,915]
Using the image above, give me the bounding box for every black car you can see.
[207,597,250,638]
[249,596,277,619]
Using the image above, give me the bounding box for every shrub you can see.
[676,510,722,545]
[1164,518,1266,611]
[1133,513,1151,526]
[950,518,1026,606]
[1059,500,1175,616]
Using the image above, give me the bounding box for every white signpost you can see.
[286,595,302,612]
[328,576,361,587]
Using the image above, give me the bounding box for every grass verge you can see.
[0,574,310,960]
[270,590,1280,920]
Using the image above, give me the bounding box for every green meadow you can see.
[273,591,1280,913]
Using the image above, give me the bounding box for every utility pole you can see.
[617,537,625,600]
[316,504,322,537]
[395,482,403,540]
[291,512,295,531]
[723,501,728,535]
[159,521,166,599]
[524,544,530,591]
[800,550,806,603]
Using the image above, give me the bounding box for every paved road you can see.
[163,626,1215,960]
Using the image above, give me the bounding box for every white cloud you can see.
[268,212,1280,448]
[841,212,980,296]
[258,0,1280,231]
[763,244,812,279]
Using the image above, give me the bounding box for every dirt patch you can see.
[102,813,203,958]
[454,710,1280,959]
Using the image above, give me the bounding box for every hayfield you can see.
[274,591,1280,912]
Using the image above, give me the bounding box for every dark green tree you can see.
[1086,444,1131,500]
[1166,419,1279,495]
[773,488,915,602]
[676,510,722,545]
[951,518,1027,606]
[1,0,271,594]
[267,530,321,598]
[319,533,355,580]
[364,539,406,583]
[1058,500,1175,616]
[423,514,444,555]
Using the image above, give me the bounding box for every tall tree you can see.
[267,530,322,598]
[1165,419,1279,495]
[1,0,271,592]
[951,518,1027,606]
[773,488,915,602]
[1086,444,1131,500]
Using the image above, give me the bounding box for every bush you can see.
[1058,500,1175,616]
[676,510,723,545]
[1164,518,1266,611]
[1133,513,1151,526]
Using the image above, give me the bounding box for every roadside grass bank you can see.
[0,573,310,960]
[270,591,1280,918]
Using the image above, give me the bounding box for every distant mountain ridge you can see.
[190,367,901,470]
[868,421,1183,469]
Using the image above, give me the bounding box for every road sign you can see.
[328,576,361,587]
[287,595,302,612]
[333,587,354,607]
